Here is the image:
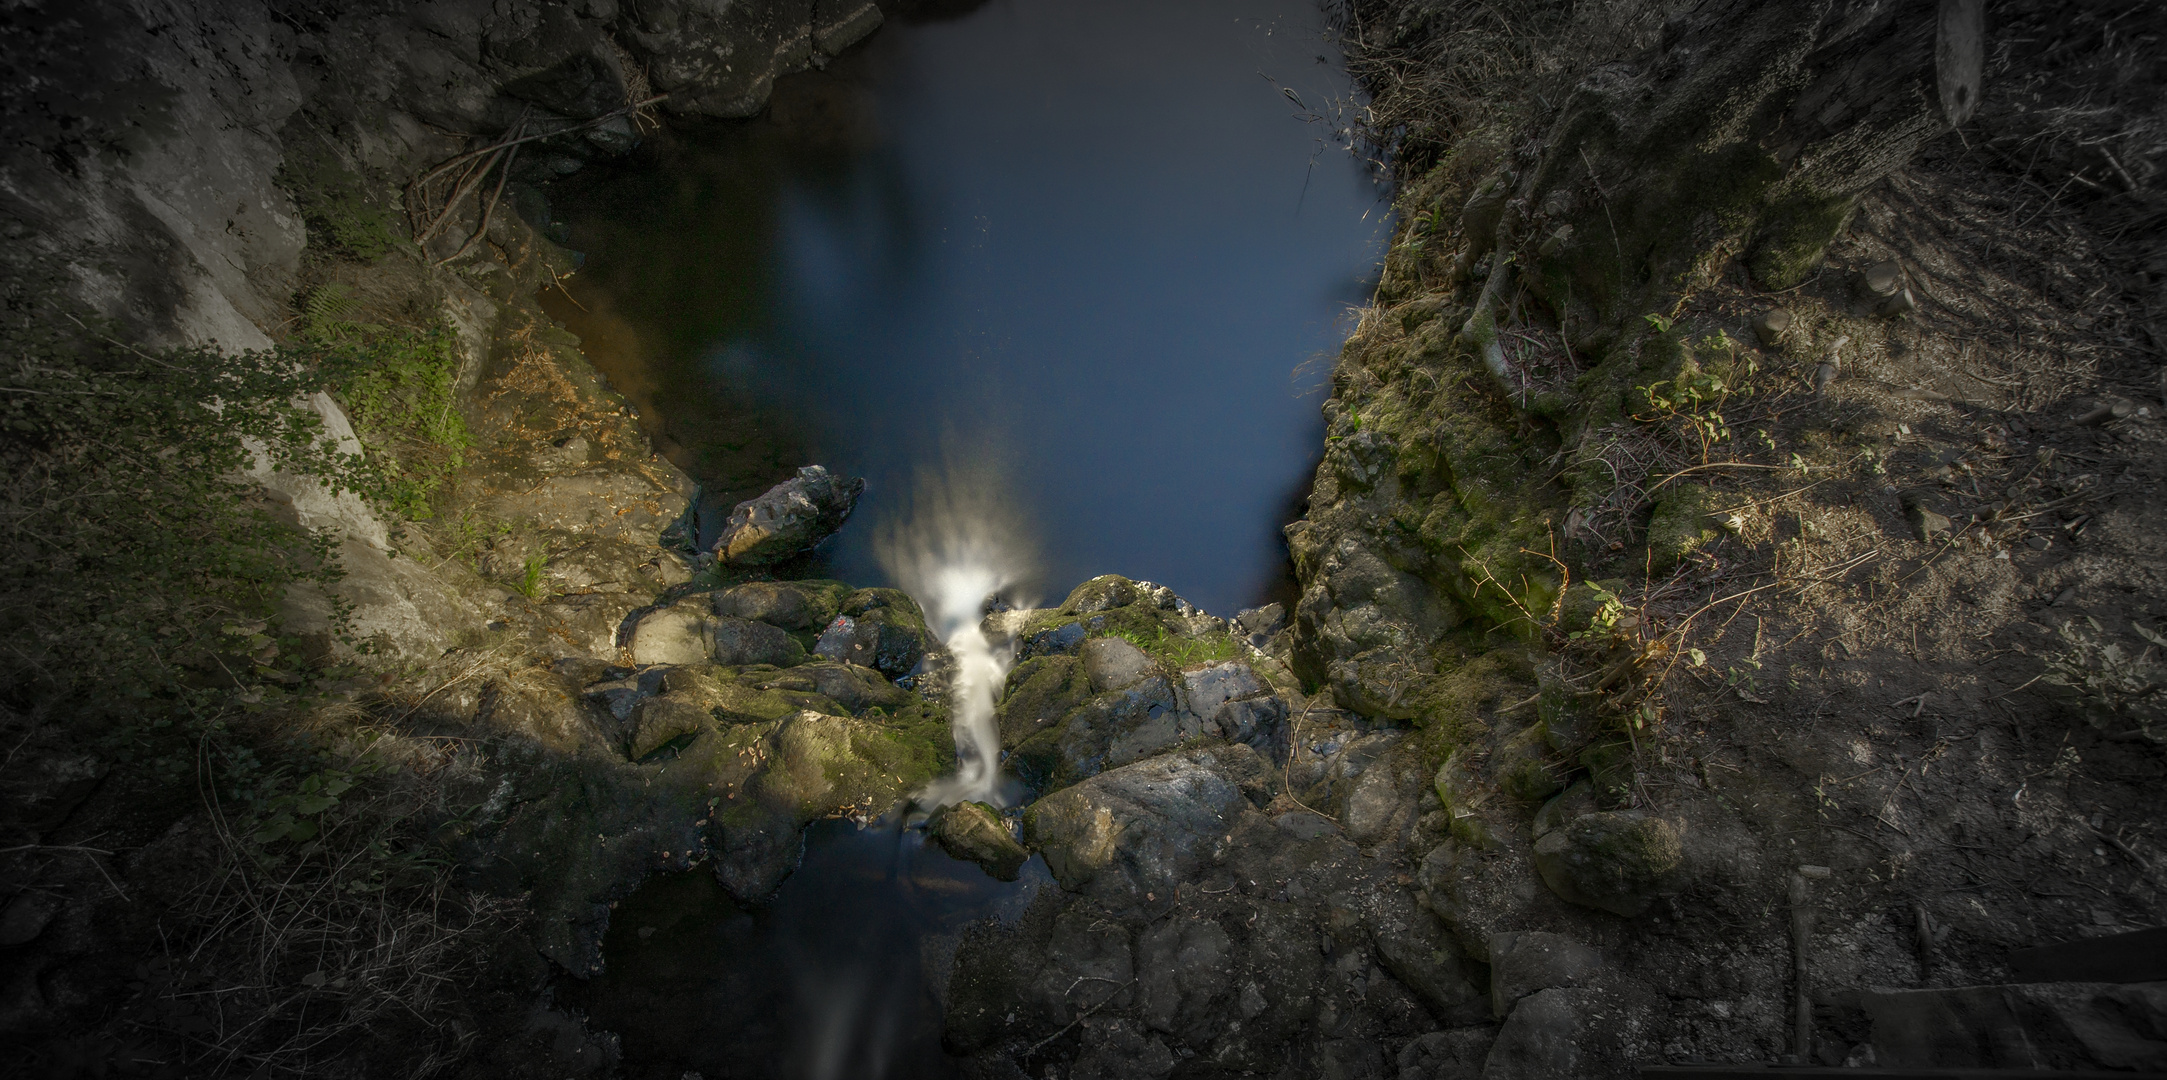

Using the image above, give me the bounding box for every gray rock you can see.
[1398,1028,1495,1080]
[1137,915,1237,1044]
[1530,811,1686,917]
[1275,811,1339,840]
[1035,677,1191,787]
[1482,987,1593,1080]
[813,594,934,677]
[1486,931,1602,1017]
[1218,695,1292,760]
[1181,661,1267,726]
[1025,745,1273,905]
[1860,259,1904,298]
[1902,492,1953,542]
[1082,636,1157,692]
[708,465,864,567]
[710,579,847,631]
[1071,1017,1176,1080]
[1750,306,1792,348]
[1233,602,1287,645]
[710,614,806,668]
[1316,1039,1390,1079]
[750,661,904,714]
[1372,903,1488,1024]
[928,801,1029,882]
[626,695,712,760]
[628,603,711,666]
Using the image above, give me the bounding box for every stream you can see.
[537,1,1386,1074]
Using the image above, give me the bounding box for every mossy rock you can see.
[1058,574,1150,615]
[1645,484,1722,571]
[1579,739,1635,807]
[628,695,714,761]
[997,654,1090,748]
[711,578,851,633]
[1531,811,1685,917]
[748,660,906,714]
[1495,723,1562,804]
[927,801,1028,881]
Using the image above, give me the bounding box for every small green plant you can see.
[2043,618,2165,743]
[1107,625,1239,669]
[300,318,471,519]
[515,554,549,600]
[1641,312,1673,333]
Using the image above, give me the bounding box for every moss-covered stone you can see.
[997,654,1090,747]
[1579,739,1636,807]
[927,800,1028,881]
[1530,810,1685,917]
[1646,483,1722,571]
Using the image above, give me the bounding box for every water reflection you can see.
[543,0,1384,616]
[564,820,1046,1079]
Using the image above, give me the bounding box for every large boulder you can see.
[1011,676,1193,790]
[1024,745,1273,906]
[627,601,712,666]
[709,614,806,667]
[708,465,864,567]
[1530,811,1685,917]
[710,578,849,632]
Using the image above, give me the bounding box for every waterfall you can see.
[876,462,1032,808]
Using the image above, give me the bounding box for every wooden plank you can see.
[2007,925,2167,984]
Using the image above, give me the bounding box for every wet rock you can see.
[1083,636,1157,692]
[1025,744,1273,906]
[708,465,864,567]
[813,591,934,677]
[750,660,904,714]
[1396,1028,1495,1080]
[928,801,1029,882]
[1487,931,1602,1017]
[1751,306,1792,348]
[709,614,806,668]
[996,654,1092,747]
[1531,811,1685,917]
[1016,676,1191,788]
[710,579,849,631]
[1022,619,1088,657]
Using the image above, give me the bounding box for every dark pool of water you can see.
[543,0,1385,616]
[560,819,1048,1079]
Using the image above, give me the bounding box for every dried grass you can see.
[128,735,520,1078]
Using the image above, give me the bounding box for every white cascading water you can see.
[876,464,1031,807]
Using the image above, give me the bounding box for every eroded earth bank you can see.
[3,1,2165,1078]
